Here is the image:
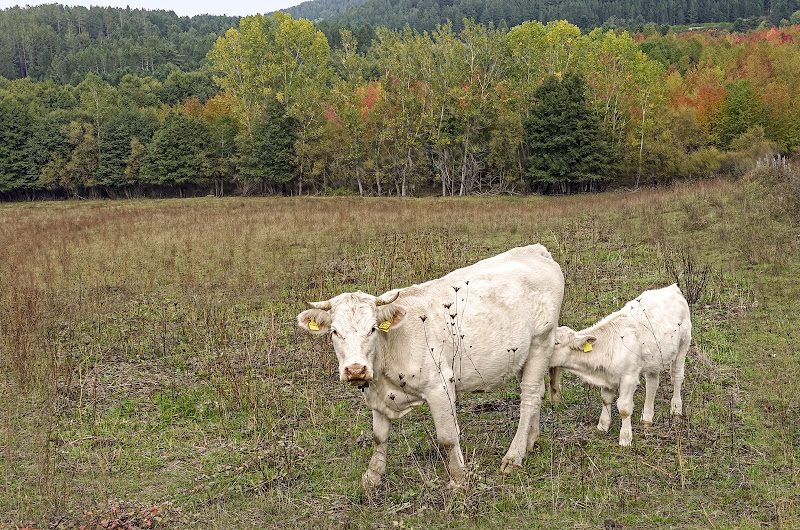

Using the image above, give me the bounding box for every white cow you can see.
[549,284,691,446]
[297,245,564,489]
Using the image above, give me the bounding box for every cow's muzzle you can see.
[343,363,371,386]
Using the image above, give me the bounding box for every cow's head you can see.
[552,326,596,366]
[297,290,407,385]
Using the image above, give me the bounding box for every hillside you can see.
[0,4,239,82]
[284,0,368,21]
[4,1,800,85]
[323,0,800,33]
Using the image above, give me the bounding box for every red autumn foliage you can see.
[355,81,384,119]
[178,96,204,119]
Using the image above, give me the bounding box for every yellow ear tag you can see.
[308,319,319,332]
[583,341,593,353]
[378,320,391,333]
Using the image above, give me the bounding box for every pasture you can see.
[1,176,798,528]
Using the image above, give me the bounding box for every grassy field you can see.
[1,173,798,528]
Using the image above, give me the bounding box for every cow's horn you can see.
[375,290,400,306]
[306,300,332,310]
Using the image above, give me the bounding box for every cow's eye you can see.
[369,326,377,335]
[330,329,338,337]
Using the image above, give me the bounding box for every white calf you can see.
[549,284,691,445]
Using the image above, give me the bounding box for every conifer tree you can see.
[0,94,33,192]
[98,109,157,188]
[235,98,298,193]
[141,110,210,188]
[523,72,619,193]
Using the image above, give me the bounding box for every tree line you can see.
[316,0,800,35]
[1,14,799,199]
[5,2,800,86]
[0,4,239,83]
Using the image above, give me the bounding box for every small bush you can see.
[663,248,711,306]
[745,154,800,215]
[720,127,782,178]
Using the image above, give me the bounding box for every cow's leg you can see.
[640,372,660,427]
[427,387,465,487]
[362,409,392,490]
[501,337,550,474]
[617,377,638,446]
[598,387,615,432]
[670,339,688,417]
[526,382,547,452]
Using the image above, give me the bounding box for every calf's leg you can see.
[617,377,638,446]
[548,366,563,406]
[641,372,660,427]
[598,387,615,432]
[670,340,688,417]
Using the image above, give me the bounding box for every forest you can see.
[317,0,800,35]
[0,4,239,82]
[1,5,800,198]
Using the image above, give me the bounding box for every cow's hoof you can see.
[361,470,383,491]
[500,458,522,475]
[641,421,652,429]
[447,479,466,491]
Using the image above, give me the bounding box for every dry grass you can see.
[1,178,798,528]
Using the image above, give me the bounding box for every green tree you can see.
[207,13,330,132]
[204,112,238,197]
[0,93,33,193]
[98,109,157,189]
[141,110,211,188]
[124,138,147,191]
[431,20,510,195]
[75,73,118,140]
[208,12,330,193]
[162,69,217,105]
[718,79,762,148]
[371,26,435,196]
[524,73,620,193]
[506,21,548,120]
[38,121,99,195]
[235,98,297,194]
[311,29,371,194]
[25,108,74,192]
[118,74,163,108]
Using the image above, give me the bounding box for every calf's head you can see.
[297,290,407,385]
[552,326,597,366]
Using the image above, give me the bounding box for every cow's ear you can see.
[297,309,331,337]
[376,304,407,332]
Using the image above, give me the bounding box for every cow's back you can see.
[382,244,564,392]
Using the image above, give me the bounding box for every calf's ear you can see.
[297,309,331,336]
[376,304,407,332]
[573,333,597,352]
